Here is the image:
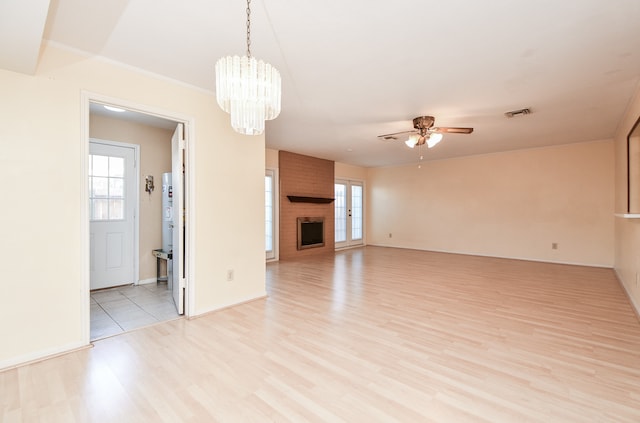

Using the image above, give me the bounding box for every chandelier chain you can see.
[246,0,252,57]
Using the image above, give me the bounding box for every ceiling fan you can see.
[377,116,473,149]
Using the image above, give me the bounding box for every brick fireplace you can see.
[279,151,335,260]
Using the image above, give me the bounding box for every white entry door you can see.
[335,179,364,249]
[89,141,136,290]
[171,124,185,314]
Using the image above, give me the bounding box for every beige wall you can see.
[0,43,266,368]
[614,87,640,313]
[267,148,367,181]
[90,114,172,282]
[367,140,615,267]
[335,162,367,180]
[266,148,279,168]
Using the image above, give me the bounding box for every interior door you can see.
[335,179,364,249]
[89,141,136,290]
[171,124,185,314]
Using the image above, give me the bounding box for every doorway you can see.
[89,140,137,290]
[85,97,190,341]
[335,179,364,249]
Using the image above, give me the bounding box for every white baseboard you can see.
[0,341,91,372]
[138,277,160,285]
[191,292,268,318]
[335,243,366,251]
[614,268,640,319]
[366,243,613,268]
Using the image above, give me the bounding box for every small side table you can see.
[152,249,172,284]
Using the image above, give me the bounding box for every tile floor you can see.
[90,283,180,340]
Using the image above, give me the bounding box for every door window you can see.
[335,183,347,243]
[89,154,126,220]
[351,184,363,241]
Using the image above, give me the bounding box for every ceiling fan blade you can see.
[377,129,417,140]
[430,127,474,134]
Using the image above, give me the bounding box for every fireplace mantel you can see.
[287,195,335,204]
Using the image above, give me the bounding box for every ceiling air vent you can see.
[504,108,531,118]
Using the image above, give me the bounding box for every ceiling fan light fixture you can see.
[377,116,473,164]
[405,135,419,148]
[215,0,282,135]
[426,133,443,148]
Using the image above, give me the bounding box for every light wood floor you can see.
[2,247,640,422]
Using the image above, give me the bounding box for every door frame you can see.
[80,91,196,344]
[89,138,140,289]
[335,178,365,250]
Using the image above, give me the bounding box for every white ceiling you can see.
[0,0,50,74]
[6,0,640,167]
[89,102,178,131]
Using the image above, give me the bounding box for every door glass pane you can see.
[109,157,125,177]
[109,199,124,220]
[92,155,109,177]
[109,178,124,198]
[92,177,109,197]
[92,199,109,220]
[351,185,363,241]
[335,183,347,243]
[265,174,273,253]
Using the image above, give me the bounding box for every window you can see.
[265,169,276,259]
[89,154,125,221]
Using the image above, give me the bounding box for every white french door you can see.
[171,124,185,315]
[335,179,364,249]
[89,141,137,290]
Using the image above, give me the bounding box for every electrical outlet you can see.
[226,269,234,282]
[551,242,558,250]
[389,233,392,238]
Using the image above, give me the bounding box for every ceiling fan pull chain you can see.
[246,0,252,57]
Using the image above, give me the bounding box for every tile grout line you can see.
[92,295,126,332]
[122,286,171,321]
[90,285,179,339]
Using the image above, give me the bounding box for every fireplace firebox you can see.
[297,217,324,250]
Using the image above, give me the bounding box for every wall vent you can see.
[504,108,531,118]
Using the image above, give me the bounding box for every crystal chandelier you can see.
[215,0,282,135]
